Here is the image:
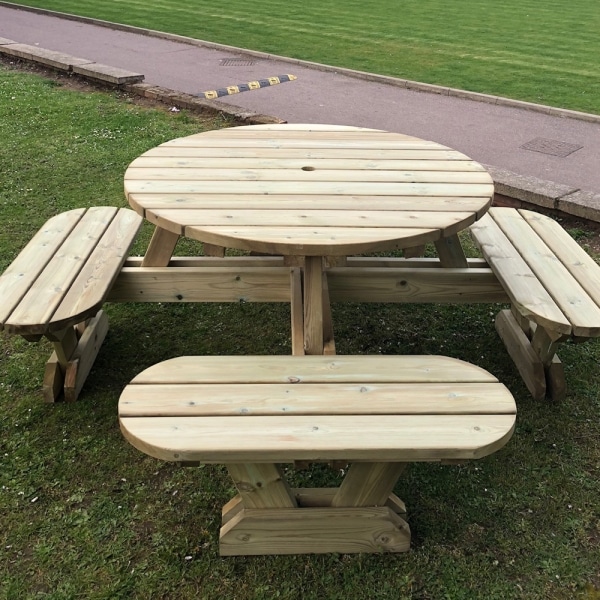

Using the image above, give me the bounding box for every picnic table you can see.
[123,123,494,355]
[117,123,516,555]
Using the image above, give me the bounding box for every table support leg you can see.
[290,267,305,356]
[322,270,336,355]
[141,227,180,267]
[435,234,468,268]
[303,256,324,355]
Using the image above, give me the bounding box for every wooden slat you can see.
[125,179,493,197]
[4,208,118,334]
[134,147,471,160]
[146,209,475,229]
[186,129,422,140]
[125,167,491,184]
[0,208,85,327]
[470,212,572,335]
[160,138,448,149]
[183,225,437,256]
[119,413,516,463]
[520,210,600,307]
[129,355,500,384]
[490,208,600,337]
[49,209,142,332]
[129,157,487,171]
[227,463,297,509]
[118,382,517,417]
[128,193,492,214]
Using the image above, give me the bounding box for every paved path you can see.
[1,3,599,204]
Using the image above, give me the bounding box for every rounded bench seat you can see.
[119,354,517,465]
[119,355,516,555]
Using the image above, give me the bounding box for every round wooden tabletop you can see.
[124,124,494,256]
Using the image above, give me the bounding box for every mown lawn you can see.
[1,64,600,599]
[11,0,600,114]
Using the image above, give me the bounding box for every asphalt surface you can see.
[1,3,599,197]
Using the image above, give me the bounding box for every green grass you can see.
[1,64,600,599]
[12,0,600,114]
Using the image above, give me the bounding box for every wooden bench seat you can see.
[470,207,600,400]
[0,207,143,401]
[119,355,516,555]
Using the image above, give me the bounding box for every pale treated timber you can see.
[488,209,600,338]
[471,215,572,336]
[108,265,506,305]
[130,180,494,198]
[495,309,546,401]
[120,413,517,464]
[141,227,180,267]
[226,464,297,509]
[128,193,492,213]
[510,304,531,337]
[520,210,600,307]
[43,355,64,403]
[1,207,140,336]
[327,267,507,304]
[63,310,109,402]
[41,311,109,402]
[434,234,469,268]
[219,506,410,555]
[184,224,439,257]
[129,157,487,172]
[128,354,502,385]
[126,167,493,184]
[322,271,336,356]
[0,209,85,327]
[303,256,324,355]
[546,357,566,402]
[222,489,407,525]
[332,463,407,507]
[45,326,79,367]
[48,209,142,332]
[145,208,478,228]
[118,382,518,418]
[531,326,561,365]
[4,207,118,335]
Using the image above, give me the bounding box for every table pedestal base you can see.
[220,488,411,555]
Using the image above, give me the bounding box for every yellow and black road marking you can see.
[201,74,297,99]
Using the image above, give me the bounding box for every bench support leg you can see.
[434,234,469,268]
[42,310,109,402]
[220,461,411,555]
[495,309,567,401]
